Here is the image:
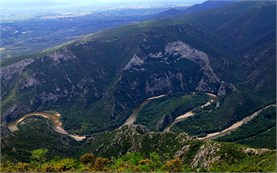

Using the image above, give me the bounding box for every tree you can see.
[31,148,48,163]
[149,152,162,171]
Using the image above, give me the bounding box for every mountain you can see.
[154,0,235,19]
[1,0,276,171]
[153,8,185,18]
[183,0,236,15]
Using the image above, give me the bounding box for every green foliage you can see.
[210,151,276,172]
[172,90,274,136]
[217,107,276,149]
[1,144,276,172]
[149,152,163,171]
[136,93,208,131]
[49,158,80,172]
[218,143,245,164]
[1,118,79,162]
[235,126,276,149]
[109,152,177,172]
[31,148,48,163]
[110,152,145,172]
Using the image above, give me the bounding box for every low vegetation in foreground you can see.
[1,124,276,172]
[1,147,276,172]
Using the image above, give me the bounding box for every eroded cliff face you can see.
[1,58,35,81]
[113,41,235,118]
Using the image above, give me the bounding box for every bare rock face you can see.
[217,81,236,97]
[148,51,163,58]
[191,141,221,169]
[48,48,77,65]
[175,144,191,158]
[20,74,46,90]
[195,65,220,93]
[1,58,35,81]
[165,41,221,93]
[156,113,173,131]
[114,40,234,121]
[135,125,150,134]
[243,148,271,155]
[165,41,209,66]
[123,41,223,96]
[145,73,173,95]
[124,54,145,70]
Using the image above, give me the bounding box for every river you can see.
[8,93,271,142]
[163,92,218,132]
[198,104,277,140]
[122,94,166,126]
[7,111,86,141]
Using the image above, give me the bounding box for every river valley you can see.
[7,94,275,143]
[7,112,86,141]
[198,104,277,140]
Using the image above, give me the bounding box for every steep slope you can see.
[167,0,276,137]
[1,21,234,135]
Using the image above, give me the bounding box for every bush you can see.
[164,157,183,172]
[94,157,109,171]
[31,148,48,163]
[80,153,95,165]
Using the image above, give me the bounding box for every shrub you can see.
[31,148,48,163]
[80,153,95,165]
[94,157,109,171]
[164,157,183,172]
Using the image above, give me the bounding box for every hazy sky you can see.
[2,0,207,21]
[3,0,207,8]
